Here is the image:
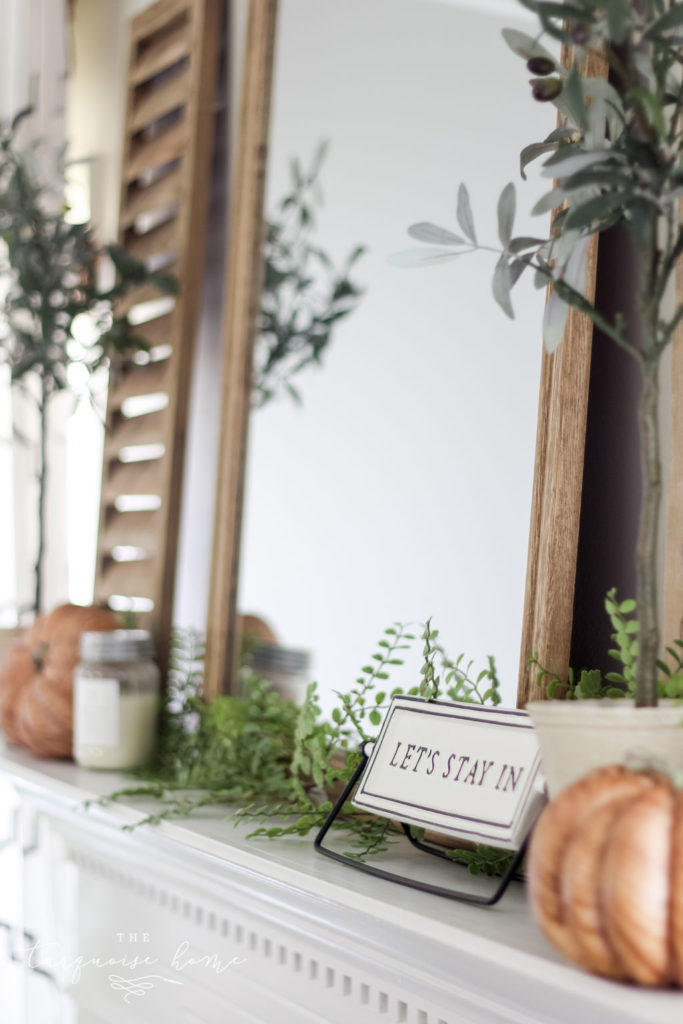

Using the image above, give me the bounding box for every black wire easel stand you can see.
[314,745,528,906]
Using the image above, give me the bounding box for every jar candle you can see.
[73,630,160,770]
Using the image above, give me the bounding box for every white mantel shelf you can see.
[1,744,681,1024]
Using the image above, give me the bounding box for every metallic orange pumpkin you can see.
[0,604,120,758]
[527,764,683,987]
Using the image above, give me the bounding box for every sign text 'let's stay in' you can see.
[352,696,545,849]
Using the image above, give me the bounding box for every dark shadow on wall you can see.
[570,224,642,674]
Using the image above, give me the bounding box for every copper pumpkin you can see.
[0,603,120,758]
[527,764,683,987]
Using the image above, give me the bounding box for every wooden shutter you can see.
[95,0,221,677]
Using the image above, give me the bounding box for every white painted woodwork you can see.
[0,747,681,1023]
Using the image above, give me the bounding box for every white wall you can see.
[238,0,556,709]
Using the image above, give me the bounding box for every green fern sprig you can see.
[101,623,504,862]
[418,618,441,700]
[533,588,683,700]
[331,623,417,737]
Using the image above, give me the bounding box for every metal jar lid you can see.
[79,629,156,663]
[251,643,310,675]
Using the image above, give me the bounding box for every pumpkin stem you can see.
[30,641,48,673]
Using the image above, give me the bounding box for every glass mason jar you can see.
[249,644,310,703]
[73,629,160,770]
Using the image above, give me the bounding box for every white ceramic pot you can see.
[526,699,683,797]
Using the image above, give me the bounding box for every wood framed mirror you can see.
[203,0,680,707]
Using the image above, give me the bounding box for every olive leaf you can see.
[520,128,576,179]
[390,247,465,267]
[456,183,477,245]
[562,236,589,298]
[542,287,569,354]
[407,222,467,246]
[603,0,630,44]
[500,27,559,67]
[644,5,683,40]
[497,183,516,248]
[492,255,514,320]
[563,63,589,134]
[541,149,618,179]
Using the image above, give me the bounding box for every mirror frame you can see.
[202,0,600,704]
[203,0,279,699]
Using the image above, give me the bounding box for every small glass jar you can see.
[73,630,160,770]
[249,644,310,703]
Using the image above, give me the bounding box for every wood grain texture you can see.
[94,0,222,677]
[116,273,178,315]
[100,510,163,553]
[662,247,683,644]
[130,66,190,132]
[103,409,169,457]
[516,50,606,706]
[110,360,172,408]
[202,0,279,700]
[129,0,191,42]
[124,121,189,183]
[131,20,192,86]
[124,217,178,260]
[120,170,182,228]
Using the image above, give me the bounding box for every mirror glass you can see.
[238,0,556,711]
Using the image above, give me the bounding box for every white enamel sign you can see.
[352,696,546,849]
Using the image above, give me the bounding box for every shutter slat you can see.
[127,313,174,348]
[130,65,190,133]
[125,218,179,261]
[102,459,166,502]
[130,0,190,43]
[101,509,162,552]
[97,560,157,601]
[132,22,191,86]
[110,361,173,409]
[104,410,169,456]
[121,170,182,228]
[125,120,188,183]
[117,271,177,315]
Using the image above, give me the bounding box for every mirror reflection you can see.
[238,0,555,711]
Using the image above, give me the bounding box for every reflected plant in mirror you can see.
[0,110,177,616]
[394,1,683,708]
[255,142,366,407]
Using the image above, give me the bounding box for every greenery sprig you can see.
[255,142,366,406]
[0,111,177,394]
[531,588,683,700]
[0,109,177,613]
[100,622,506,868]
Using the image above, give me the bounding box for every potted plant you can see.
[0,111,177,619]
[397,0,683,792]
